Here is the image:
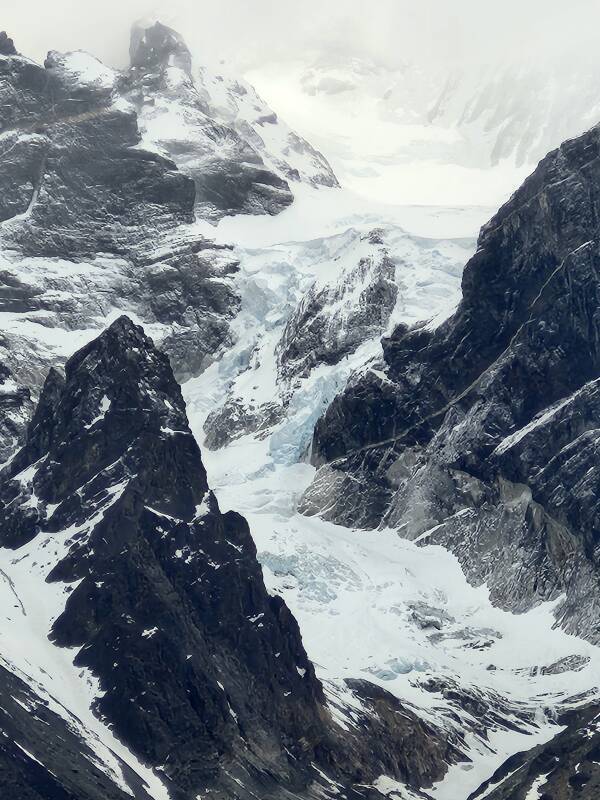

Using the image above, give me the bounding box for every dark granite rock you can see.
[0,316,456,799]
[0,31,16,56]
[304,123,600,642]
[130,21,193,75]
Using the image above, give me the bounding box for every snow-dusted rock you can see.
[471,702,600,799]
[277,229,398,381]
[195,62,339,189]
[203,223,470,451]
[304,121,600,642]
[123,21,295,221]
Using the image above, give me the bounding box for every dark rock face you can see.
[204,397,284,450]
[130,21,193,74]
[304,123,600,642]
[277,231,398,382]
[0,365,32,462]
[470,703,600,800]
[0,31,16,55]
[122,22,294,221]
[0,33,243,456]
[0,316,456,799]
[1,51,194,258]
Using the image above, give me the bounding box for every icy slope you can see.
[190,188,473,456]
[195,61,338,189]
[183,193,600,800]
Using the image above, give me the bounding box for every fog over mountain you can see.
[5,0,600,72]
[2,6,600,799]
[6,0,600,206]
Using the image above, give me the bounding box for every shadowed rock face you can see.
[0,316,457,799]
[304,123,600,642]
[0,46,195,257]
[123,21,294,221]
[130,21,193,75]
[0,31,243,454]
[277,233,399,383]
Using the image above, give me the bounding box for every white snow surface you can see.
[183,189,600,800]
[56,51,117,89]
[246,53,600,208]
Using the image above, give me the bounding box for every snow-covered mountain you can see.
[1,16,600,800]
[247,52,600,206]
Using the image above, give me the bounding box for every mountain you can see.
[1,16,600,800]
[0,23,337,457]
[122,22,293,220]
[121,21,337,220]
[194,62,338,190]
[247,53,600,206]
[0,315,457,799]
[303,120,600,644]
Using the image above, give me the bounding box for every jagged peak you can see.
[11,316,188,471]
[59,315,189,430]
[129,20,192,75]
[0,31,16,56]
[67,315,162,378]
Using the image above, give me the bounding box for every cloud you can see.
[4,0,600,74]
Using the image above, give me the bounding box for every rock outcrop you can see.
[277,229,398,382]
[304,123,600,642]
[0,316,456,799]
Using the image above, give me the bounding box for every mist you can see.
[4,0,600,73]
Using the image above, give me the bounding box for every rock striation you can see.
[0,316,457,799]
[304,123,600,642]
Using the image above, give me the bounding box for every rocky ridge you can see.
[0,23,337,460]
[0,316,458,799]
[303,122,600,643]
[469,702,600,800]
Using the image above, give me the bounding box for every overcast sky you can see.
[4,0,600,72]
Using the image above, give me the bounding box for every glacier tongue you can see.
[184,187,600,800]
[192,186,474,456]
